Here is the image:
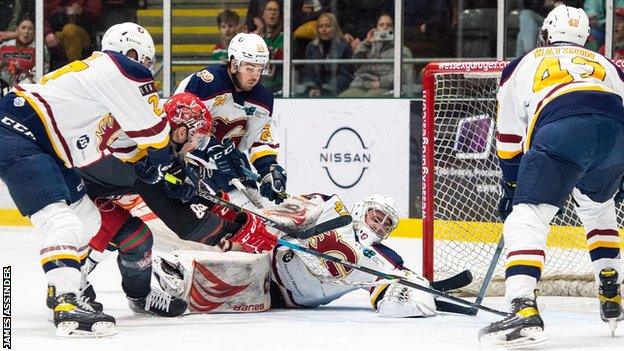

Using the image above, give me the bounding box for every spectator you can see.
[244,0,266,33]
[44,0,103,68]
[102,0,139,29]
[212,9,241,61]
[339,13,413,97]
[0,0,34,42]
[336,1,393,51]
[403,0,449,57]
[0,15,49,86]
[599,8,624,58]
[292,0,331,58]
[256,0,283,94]
[301,12,352,97]
[584,0,624,51]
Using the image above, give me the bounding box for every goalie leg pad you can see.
[159,251,271,313]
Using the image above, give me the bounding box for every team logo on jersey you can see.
[95,113,122,152]
[260,124,273,142]
[308,232,357,277]
[13,97,25,107]
[243,106,256,116]
[76,135,90,149]
[320,127,371,189]
[213,94,228,106]
[196,70,214,83]
[138,82,156,96]
[212,116,247,144]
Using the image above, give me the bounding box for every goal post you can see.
[421,61,624,297]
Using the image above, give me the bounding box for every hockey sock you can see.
[586,229,623,283]
[112,216,153,299]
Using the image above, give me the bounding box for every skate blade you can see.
[56,321,118,338]
[480,327,547,349]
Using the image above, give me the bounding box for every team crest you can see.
[197,70,214,83]
[260,124,273,142]
[256,44,266,53]
[213,94,228,107]
[95,113,122,152]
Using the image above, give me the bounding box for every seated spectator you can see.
[301,13,352,97]
[211,9,241,61]
[339,13,413,98]
[256,0,283,94]
[336,1,393,51]
[102,0,139,29]
[0,0,34,42]
[1,15,49,86]
[244,0,266,33]
[44,0,102,69]
[585,0,624,51]
[599,8,624,58]
[292,0,330,58]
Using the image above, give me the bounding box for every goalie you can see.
[151,193,439,318]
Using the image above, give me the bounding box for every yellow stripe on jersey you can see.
[524,84,611,151]
[118,149,148,163]
[137,134,171,150]
[40,253,81,265]
[14,91,71,168]
[497,149,523,160]
[250,149,278,164]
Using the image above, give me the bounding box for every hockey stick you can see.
[278,238,509,317]
[472,235,505,315]
[230,178,264,209]
[196,179,353,240]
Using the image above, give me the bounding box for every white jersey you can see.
[175,64,279,175]
[13,51,170,168]
[496,45,624,160]
[269,194,408,309]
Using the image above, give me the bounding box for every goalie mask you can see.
[538,5,589,47]
[164,93,212,151]
[352,195,399,246]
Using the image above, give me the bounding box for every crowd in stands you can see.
[3,1,624,97]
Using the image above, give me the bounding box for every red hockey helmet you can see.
[164,93,212,140]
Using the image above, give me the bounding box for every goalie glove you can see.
[497,180,515,221]
[374,272,436,318]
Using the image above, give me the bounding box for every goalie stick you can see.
[196,179,353,240]
[277,238,509,317]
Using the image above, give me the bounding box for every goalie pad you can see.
[153,250,271,313]
[373,273,436,318]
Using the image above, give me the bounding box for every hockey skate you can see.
[478,297,547,348]
[152,255,186,298]
[47,283,103,312]
[128,288,188,317]
[598,268,623,336]
[53,293,117,338]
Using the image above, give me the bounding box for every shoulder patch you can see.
[196,69,214,83]
[104,50,153,83]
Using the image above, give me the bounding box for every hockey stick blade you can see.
[435,300,478,316]
[278,238,508,317]
[196,180,351,240]
[431,270,473,292]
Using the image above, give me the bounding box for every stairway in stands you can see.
[139,0,248,87]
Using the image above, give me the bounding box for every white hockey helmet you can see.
[540,5,590,46]
[101,22,156,71]
[227,33,270,68]
[352,195,399,247]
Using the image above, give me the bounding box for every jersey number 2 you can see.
[532,56,606,92]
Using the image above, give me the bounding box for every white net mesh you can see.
[426,67,623,297]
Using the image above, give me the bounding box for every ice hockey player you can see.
[0,22,189,337]
[479,5,624,347]
[151,193,438,318]
[174,32,287,207]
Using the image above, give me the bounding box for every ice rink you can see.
[1,226,621,351]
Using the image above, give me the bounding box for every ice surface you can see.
[1,227,621,351]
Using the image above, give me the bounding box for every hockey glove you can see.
[206,139,249,179]
[135,156,175,184]
[260,164,287,204]
[221,211,278,254]
[376,273,436,318]
[615,176,624,204]
[497,180,516,221]
[162,160,199,203]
